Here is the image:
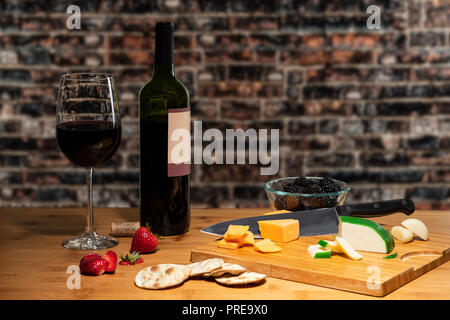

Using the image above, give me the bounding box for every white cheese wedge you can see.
[340,216,395,253]
[308,244,331,259]
[335,236,363,260]
[401,218,429,241]
[391,226,413,243]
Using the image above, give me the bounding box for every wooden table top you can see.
[0,207,448,300]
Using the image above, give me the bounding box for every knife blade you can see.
[201,199,415,238]
[202,207,340,238]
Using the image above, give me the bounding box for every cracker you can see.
[135,264,191,289]
[215,272,266,286]
[187,258,224,277]
[203,263,246,278]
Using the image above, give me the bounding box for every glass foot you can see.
[61,232,119,250]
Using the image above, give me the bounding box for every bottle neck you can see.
[153,24,174,78]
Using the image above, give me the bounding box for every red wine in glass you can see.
[56,73,121,250]
[56,120,121,168]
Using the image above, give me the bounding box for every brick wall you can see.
[0,0,449,209]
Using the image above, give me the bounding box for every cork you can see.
[110,222,140,237]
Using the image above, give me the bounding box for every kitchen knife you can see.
[201,199,415,238]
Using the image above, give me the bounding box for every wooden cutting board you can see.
[190,226,450,297]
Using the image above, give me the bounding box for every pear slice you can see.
[391,226,414,243]
[401,218,429,241]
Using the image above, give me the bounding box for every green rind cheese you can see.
[314,250,331,258]
[308,245,332,259]
[383,252,398,259]
[318,239,328,248]
[340,216,395,254]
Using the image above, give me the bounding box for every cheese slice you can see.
[257,219,299,242]
[318,240,342,253]
[335,236,363,260]
[254,239,282,253]
[308,244,331,258]
[240,231,255,245]
[218,238,244,250]
[224,225,249,242]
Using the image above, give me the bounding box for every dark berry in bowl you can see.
[264,176,350,211]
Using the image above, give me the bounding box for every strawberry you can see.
[131,225,159,254]
[79,252,101,265]
[119,251,144,266]
[80,256,108,276]
[102,250,118,273]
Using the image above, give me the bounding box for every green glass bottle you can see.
[138,21,190,235]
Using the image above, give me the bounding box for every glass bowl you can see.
[264,177,350,211]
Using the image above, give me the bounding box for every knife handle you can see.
[336,199,415,218]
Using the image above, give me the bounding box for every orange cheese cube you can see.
[263,210,291,215]
[257,219,299,242]
[218,238,244,249]
[224,225,249,241]
[254,239,282,253]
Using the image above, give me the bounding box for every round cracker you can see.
[215,272,266,286]
[135,264,191,289]
[203,263,246,278]
[187,258,224,277]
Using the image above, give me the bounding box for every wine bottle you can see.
[138,21,190,235]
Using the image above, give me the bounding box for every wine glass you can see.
[56,73,121,250]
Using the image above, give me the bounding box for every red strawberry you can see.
[102,250,118,273]
[119,251,144,266]
[131,226,159,254]
[80,256,108,276]
[79,252,101,265]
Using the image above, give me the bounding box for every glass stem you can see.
[85,167,95,234]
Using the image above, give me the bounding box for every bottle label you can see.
[167,108,191,177]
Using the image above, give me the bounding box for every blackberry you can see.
[308,183,324,194]
[293,177,310,187]
[283,182,301,194]
[275,176,342,211]
[317,177,340,193]
[282,176,341,194]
